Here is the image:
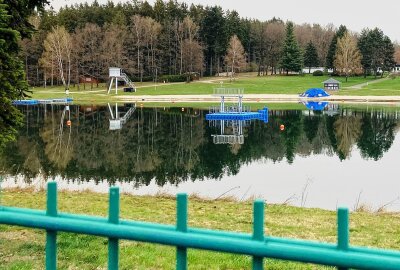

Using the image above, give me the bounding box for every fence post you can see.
[176,193,188,270]
[46,182,58,270]
[108,187,120,270]
[337,207,349,270]
[0,176,2,207]
[252,200,265,270]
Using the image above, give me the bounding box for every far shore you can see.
[116,93,400,105]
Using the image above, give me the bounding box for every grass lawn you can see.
[29,74,390,105]
[339,77,400,96]
[1,189,400,269]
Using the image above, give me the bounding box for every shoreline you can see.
[116,94,400,105]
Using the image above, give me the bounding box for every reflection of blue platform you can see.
[12,100,39,105]
[13,98,73,105]
[206,107,268,123]
[300,88,330,98]
[303,101,328,111]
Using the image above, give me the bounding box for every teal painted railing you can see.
[1,182,400,269]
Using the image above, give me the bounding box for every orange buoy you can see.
[279,124,285,131]
[66,120,72,126]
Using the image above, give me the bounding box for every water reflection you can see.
[1,104,400,209]
[108,103,136,130]
[0,100,22,151]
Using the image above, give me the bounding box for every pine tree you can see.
[303,41,319,73]
[381,36,395,76]
[326,25,347,70]
[358,29,372,77]
[279,21,303,74]
[0,0,47,149]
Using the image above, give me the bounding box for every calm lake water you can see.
[1,103,400,211]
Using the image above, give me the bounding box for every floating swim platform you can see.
[12,100,38,105]
[206,107,268,123]
[13,98,73,105]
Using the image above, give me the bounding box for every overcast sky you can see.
[50,0,400,42]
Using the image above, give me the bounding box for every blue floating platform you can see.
[206,107,268,123]
[13,98,73,106]
[12,100,39,105]
[38,98,73,104]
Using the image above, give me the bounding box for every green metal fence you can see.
[1,182,400,270]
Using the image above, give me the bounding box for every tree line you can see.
[20,0,400,89]
[1,105,399,184]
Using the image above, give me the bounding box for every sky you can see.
[50,0,400,42]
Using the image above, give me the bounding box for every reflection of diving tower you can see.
[211,120,245,144]
[107,67,136,94]
[206,88,268,144]
[108,103,136,130]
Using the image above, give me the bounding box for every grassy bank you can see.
[1,189,400,269]
[28,74,399,105]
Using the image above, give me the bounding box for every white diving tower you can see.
[108,67,136,94]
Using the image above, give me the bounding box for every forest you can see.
[1,105,399,186]
[21,0,400,88]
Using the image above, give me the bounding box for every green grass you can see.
[1,189,400,269]
[339,77,400,96]
[29,74,389,105]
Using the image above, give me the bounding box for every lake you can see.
[1,103,400,211]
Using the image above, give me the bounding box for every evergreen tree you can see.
[358,29,372,77]
[381,36,396,76]
[303,41,319,73]
[326,25,347,70]
[279,21,303,74]
[0,0,47,149]
[199,6,227,76]
[358,28,392,78]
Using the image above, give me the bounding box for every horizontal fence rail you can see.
[1,182,400,269]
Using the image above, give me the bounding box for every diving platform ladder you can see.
[108,67,136,94]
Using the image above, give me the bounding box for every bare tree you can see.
[264,21,285,75]
[130,15,161,81]
[145,18,162,79]
[73,23,103,88]
[334,32,363,82]
[102,23,129,73]
[131,15,147,81]
[181,16,203,79]
[394,43,400,64]
[224,35,246,81]
[42,26,73,90]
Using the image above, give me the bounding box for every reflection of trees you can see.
[280,111,303,164]
[40,109,73,169]
[357,112,396,161]
[1,106,400,186]
[333,113,362,159]
[303,113,320,143]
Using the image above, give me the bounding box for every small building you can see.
[322,78,340,91]
[393,64,400,73]
[79,76,99,84]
